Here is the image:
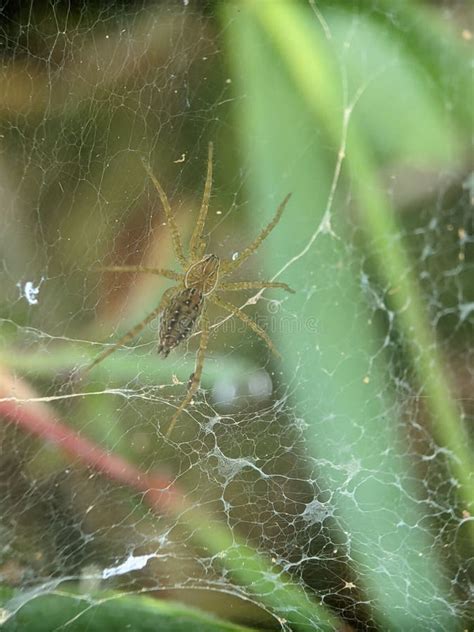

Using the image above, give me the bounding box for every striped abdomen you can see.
[158,287,203,357]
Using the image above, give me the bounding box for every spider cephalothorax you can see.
[86,143,293,436]
[185,253,220,294]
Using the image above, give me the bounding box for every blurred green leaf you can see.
[0,588,254,632]
[224,0,472,628]
[327,9,462,164]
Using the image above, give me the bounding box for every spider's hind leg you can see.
[210,295,281,359]
[84,286,176,373]
[165,310,210,438]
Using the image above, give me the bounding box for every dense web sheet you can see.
[0,2,472,631]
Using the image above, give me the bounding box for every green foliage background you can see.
[0,1,471,630]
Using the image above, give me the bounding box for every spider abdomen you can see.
[158,287,203,357]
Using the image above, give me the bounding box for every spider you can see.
[86,142,294,437]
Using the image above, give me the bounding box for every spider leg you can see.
[190,141,213,260]
[84,286,177,373]
[220,193,292,276]
[96,266,182,281]
[219,281,295,293]
[141,157,187,268]
[210,295,280,359]
[165,308,210,438]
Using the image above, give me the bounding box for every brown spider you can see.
[86,142,294,436]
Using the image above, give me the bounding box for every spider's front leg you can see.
[220,192,292,275]
[165,309,210,438]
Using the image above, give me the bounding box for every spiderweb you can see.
[0,2,472,631]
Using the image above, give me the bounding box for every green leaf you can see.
[223,0,471,629]
[0,589,254,632]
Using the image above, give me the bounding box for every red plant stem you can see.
[0,370,185,515]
